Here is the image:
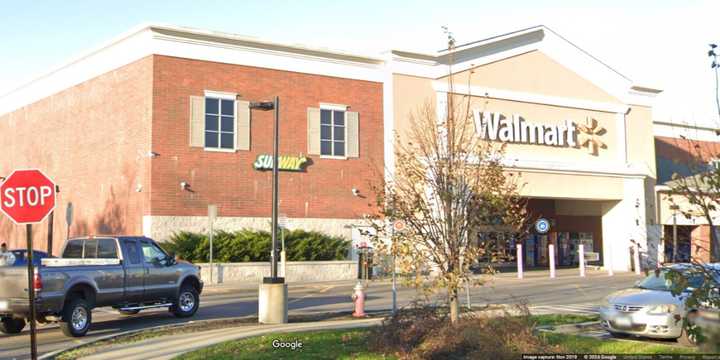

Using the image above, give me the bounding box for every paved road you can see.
[0,269,641,360]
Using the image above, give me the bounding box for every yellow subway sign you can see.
[253,154,309,172]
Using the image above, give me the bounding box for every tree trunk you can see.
[449,288,459,324]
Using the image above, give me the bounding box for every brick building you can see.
[654,121,720,263]
[0,24,385,255]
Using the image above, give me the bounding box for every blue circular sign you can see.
[535,218,550,234]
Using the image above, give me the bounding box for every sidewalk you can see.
[77,317,383,360]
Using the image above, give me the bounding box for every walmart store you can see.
[387,26,661,271]
[0,24,679,271]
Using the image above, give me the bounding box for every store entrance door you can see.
[525,234,553,268]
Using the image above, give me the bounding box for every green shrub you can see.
[161,228,350,263]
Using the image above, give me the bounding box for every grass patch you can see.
[531,313,599,327]
[176,328,394,360]
[56,311,389,360]
[541,333,697,354]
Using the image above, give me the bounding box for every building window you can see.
[205,97,235,150]
[320,109,345,156]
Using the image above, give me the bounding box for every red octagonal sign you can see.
[0,169,57,225]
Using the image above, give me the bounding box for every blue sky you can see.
[1,0,718,124]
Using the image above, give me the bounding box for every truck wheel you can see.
[59,298,92,337]
[171,285,199,318]
[0,317,26,334]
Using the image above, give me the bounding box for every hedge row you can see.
[161,229,350,262]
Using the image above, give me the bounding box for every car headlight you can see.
[647,304,677,314]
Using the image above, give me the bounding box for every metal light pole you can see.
[671,204,679,263]
[250,96,288,324]
[271,96,280,280]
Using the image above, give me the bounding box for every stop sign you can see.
[0,169,57,224]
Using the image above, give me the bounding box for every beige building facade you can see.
[384,26,661,271]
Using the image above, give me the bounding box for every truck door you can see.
[121,239,144,304]
[140,239,177,302]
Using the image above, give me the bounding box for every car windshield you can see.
[636,269,705,291]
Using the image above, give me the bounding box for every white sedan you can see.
[598,264,719,346]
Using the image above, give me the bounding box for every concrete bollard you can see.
[351,281,366,317]
[549,244,556,279]
[517,244,524,279]
[579,244,586,277]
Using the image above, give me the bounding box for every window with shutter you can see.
[205,97,235,150]
[312,104,359,159]
[320,109,346,157]
[191,91,246,152]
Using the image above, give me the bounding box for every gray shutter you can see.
[189,96,205,147]
[346,111,359,158]
[236,100,250,151]
[307,107,321,155]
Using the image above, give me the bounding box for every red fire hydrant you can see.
[351,281,366,317]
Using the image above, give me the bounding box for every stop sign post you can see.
[0,169,57,360]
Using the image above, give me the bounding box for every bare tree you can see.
[369,29,529,324]
[661,44,720,350]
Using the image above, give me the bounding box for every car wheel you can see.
[678,313,699,346]
[118,309,141,315]
[0,317,26,334]
[59,298,92,337]
[171,285,199,318]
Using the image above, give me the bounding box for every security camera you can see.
[180,181,189,190]
[352,188,360,197]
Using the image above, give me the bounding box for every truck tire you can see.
[0,317,26,334]
[59,298,92,337]
[171,284,199,318]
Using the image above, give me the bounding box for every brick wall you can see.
[149,56,384,220]
[0,57,154,254]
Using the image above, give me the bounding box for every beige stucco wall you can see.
[393,74,436,146]
[450,50,622,104]
[626,105,656,177]
[517,171,624,200]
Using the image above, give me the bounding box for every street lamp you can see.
[249,96,288,324]
[249,98,281,281]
